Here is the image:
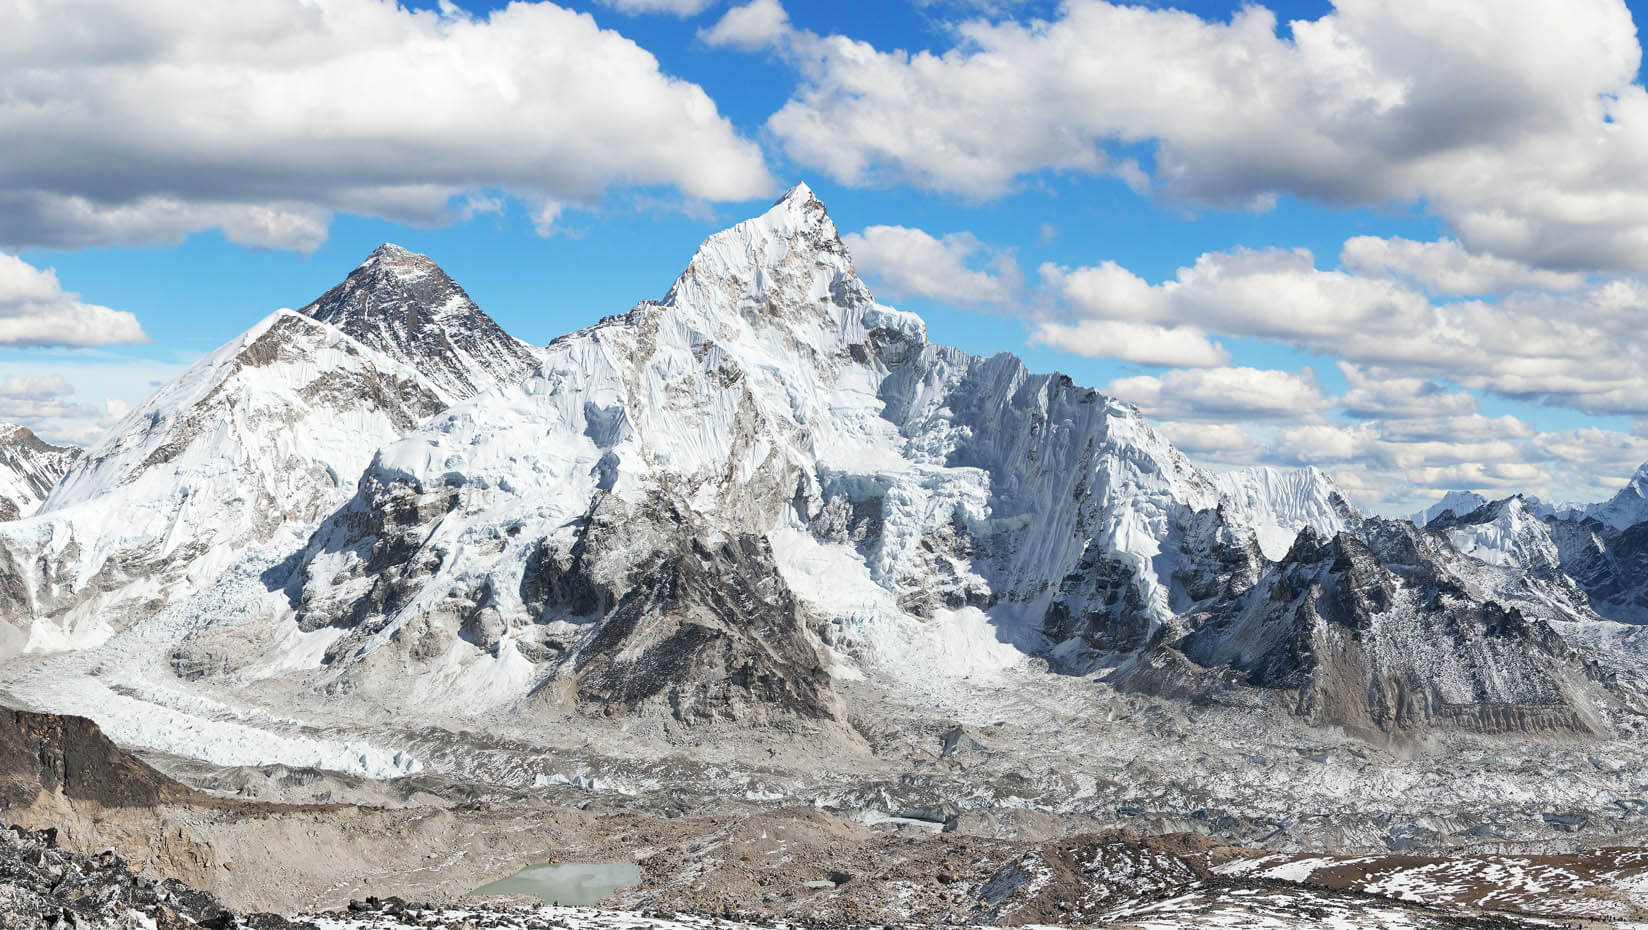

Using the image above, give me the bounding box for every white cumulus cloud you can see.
[0,253,145,347]
[730,0,1648,273]
[0,0,773,251]
[842,225,1017,306]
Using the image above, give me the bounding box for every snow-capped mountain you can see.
[1582,462,1648,531]
[1412,487,1648,626]
[299,243,541,399]
[0,184,1627,746]
[259,185,1367,720]
[1411,490,1489,528]
[0,425,79,522]
[0,312,448,653]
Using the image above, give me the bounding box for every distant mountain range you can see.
[2,184,1647,757]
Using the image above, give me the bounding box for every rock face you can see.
[0,707,193,810]
[300,243,541,400]
[1549,517,1648,624]
[1154,518,1609,735]
[0,425,78,522]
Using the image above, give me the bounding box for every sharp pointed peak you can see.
[747,180,832,237]
[775,181,818,206]
[354,242,439,275]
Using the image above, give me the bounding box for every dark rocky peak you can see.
[1151,511,1611,735]
[1,424,61,454]
[299,243,539,400]
[0,424,81,521]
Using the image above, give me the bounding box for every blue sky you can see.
[6,0,1648,513]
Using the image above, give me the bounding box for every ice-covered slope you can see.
[0,312,447,654]
[0,425,79,521]
[1212,466,1359,560]
[300,243,541,399]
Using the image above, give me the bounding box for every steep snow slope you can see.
[0,425,79,521]
[0,312,447,655]
[1212,466,1358,560]
[300,243,541,399]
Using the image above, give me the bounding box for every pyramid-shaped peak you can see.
[355,242,439,275]
[662,180,867,312]
[687,180,842,268]
[300,245,539,400]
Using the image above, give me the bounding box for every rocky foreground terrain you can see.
[0,703,1644,928]
[4,811,1641,929]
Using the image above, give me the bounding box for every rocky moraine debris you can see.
[0,823,308,930]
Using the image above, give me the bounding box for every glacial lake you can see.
[472,862,643,906]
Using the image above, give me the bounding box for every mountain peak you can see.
[299,245,540,400]
[368,242,414,258]
[354,242,439,280]
[656,180,925,350]
[0,422,79,521]
[774,181,818,209]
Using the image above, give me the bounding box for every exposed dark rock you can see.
[300,244,540,400]
[0,708,194,810]
[1140,519,1610,735]
[0,424,79,522]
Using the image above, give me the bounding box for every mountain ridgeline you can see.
[2,184,1647,743]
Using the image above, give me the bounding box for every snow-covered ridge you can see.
[1410,489,1488,528]
[1,309,448,655]
[1584,462,1648,530]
